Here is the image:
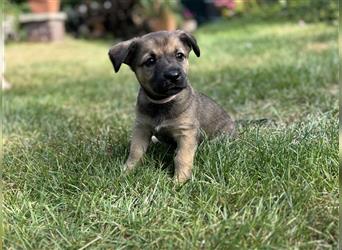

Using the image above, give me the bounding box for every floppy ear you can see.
[108,38,139,73]
[178,31,200,57]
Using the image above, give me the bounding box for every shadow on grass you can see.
[145,142,177,176]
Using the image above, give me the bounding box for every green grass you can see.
[3,19,338,249]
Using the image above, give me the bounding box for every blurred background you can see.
[4,0,338,43]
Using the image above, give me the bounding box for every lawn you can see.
[3,19,338,249]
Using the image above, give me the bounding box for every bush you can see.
[225,0,338,23]
[282,0,338,22]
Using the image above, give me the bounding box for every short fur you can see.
[109,30,235,183]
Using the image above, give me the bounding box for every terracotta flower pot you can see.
[28,0,60,13]
[148,8,177,31]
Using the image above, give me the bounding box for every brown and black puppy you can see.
[108,30,235,183]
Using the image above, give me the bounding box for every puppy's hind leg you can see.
[124,124,152,172]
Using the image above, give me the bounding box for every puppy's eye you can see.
[176,52,185,61]
[144,57,156,67]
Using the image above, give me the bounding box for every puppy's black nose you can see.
[164,69,181,82]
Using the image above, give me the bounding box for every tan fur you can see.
[135,36,189,96]
[126,89,199,183]
[124,123,151,171]
[109,31,235,183]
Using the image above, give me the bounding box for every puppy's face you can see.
[109,31,200,98]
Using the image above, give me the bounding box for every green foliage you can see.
[5,0,30,14]
[3,19,338,248]
[139,0,181,18]
[234,0,338,23]
[283,0,338,22]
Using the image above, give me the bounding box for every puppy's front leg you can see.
[174,132,198,183]
[124,124,151,172]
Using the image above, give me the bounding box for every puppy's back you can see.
[196,92,235,137]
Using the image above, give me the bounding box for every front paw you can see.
[174,170,192,184]
[122,162,136,173]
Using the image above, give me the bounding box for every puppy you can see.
[109,30,235,183]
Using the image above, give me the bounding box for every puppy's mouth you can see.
[153,79,187,96]
[166,85,186,95]
[156,84,186,97]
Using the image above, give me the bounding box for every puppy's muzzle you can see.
[164,69,181,83]
[152,67,187,96]
[163,67,186,90]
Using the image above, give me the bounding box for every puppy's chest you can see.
[155,116,197,138]
[137,101,198,139]
[152,122,174,144]
[152,118,178,136]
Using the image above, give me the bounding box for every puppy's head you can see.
[108,30,200,98]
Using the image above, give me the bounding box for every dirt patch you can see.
[305,42,331,52]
